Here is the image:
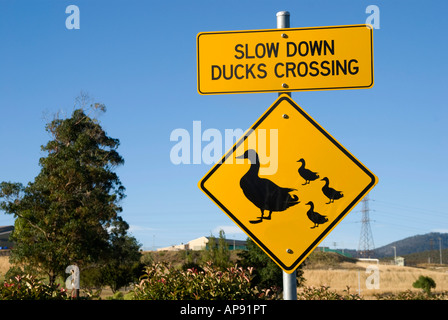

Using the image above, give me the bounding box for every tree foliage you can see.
[413,275,436,295]
[202,230,231,269]
[238,238,304,289]
[95,218,143,292]
[0,101,137,286]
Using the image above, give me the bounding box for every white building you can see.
[157,236,247,252]
[395,256,405,266]
[0,225,14,250]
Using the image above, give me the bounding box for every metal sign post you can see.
[277,11,297,301]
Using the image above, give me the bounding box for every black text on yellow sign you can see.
[197,24,373,95]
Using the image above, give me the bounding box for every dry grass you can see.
[303,262,448,299]
[0,256,10,278]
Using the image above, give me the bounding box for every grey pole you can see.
[392,246,396,264]
[283,270,297,300]
[276,10,290,29]
[277,10,297,300]
[277,11,291,99]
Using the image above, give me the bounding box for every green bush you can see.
[413,276,436,295]
[107,291,124,300]
[0,274,69,300]
[131,261,278,300]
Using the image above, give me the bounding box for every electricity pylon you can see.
[358,195,375,258]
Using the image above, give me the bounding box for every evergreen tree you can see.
[98,217,143,292]
[202,230,230,269]
[0,101,135,285]
[413,275,436,295]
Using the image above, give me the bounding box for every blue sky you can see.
[0,0,447,253]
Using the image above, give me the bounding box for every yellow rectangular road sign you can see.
[197,24,373,95]
[198,95,378,272]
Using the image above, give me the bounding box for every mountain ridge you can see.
[341,232,448,260]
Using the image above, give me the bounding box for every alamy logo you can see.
[65,5,80,30]
[365,264,380,289]
[365,5,380,29]
[170,121,279,175]
[65,265,80,290]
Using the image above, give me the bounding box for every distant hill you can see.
[341,232,448,260]
[374,232,448,258]
[401,248,448,265]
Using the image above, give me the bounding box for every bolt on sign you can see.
[198,94,378,272]
[197,24,373,95]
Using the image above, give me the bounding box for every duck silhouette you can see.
[236,149,299,224]
[305,201,328,228]
[321,177,344,204]
[297,158,319,185]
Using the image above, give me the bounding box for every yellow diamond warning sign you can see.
[198,95,378,272]
[197,24,374,95]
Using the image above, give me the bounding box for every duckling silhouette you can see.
[305,201,328,228]
[236,149,299,224]
[321,177,344,204]
[297,158,319,185]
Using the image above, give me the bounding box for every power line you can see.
[373,199,448,217]
[373,209,448,232]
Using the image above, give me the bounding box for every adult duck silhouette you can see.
[305,201,328,228]
[297,158,319,185]
[321,177,344,204]
[236,149,299,224]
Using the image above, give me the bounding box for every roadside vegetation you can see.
[2,238,448,300]
[0,95,447,300]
